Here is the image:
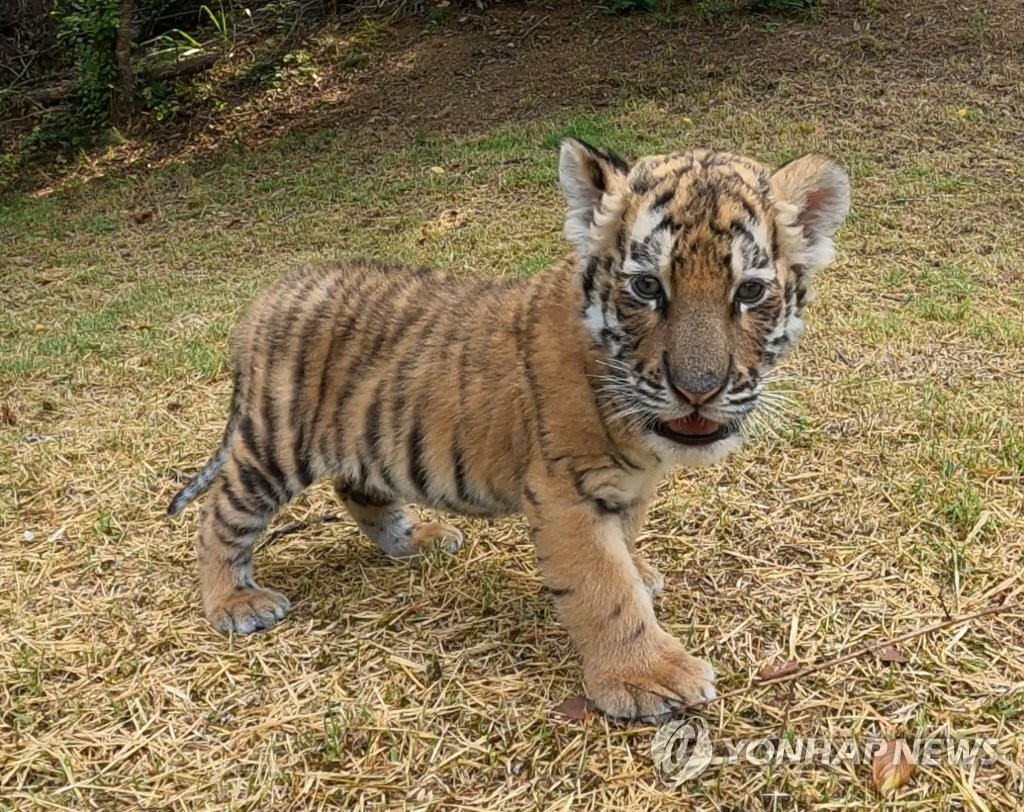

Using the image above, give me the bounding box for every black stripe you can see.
[330,339,382,427]
[294,452,314,489]
[238,416,288,502]
[611,451,642,472]
[388,306,439,440]
[629,238,657,266]
[452,445,475,506]
[310,298,364,459]
[376,459,399,494]
[731,220,756,246]
[267,276,320,417]
[407,416,430,498]
[571,138,629,183]
[549,586,574,598]
[314,272,409,461]
[255,404,291,499]
[223,482,258,517]
[390,378,406,445]
[570,467,590,501]
[340,486,392,508]
[359,379,394,493]
[733,192,759,225]
[213,502,261,537]
[363,383,383,458]
[292,275,341,440]
[581,256,599,304]
[236,462,280,511]
[221,369,244,444]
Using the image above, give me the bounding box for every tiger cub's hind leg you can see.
[197,442,293,634]
[621,497,665,598]
[334,480,463,558]
[632,554,666,598]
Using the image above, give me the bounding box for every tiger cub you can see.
[168,139,850,719]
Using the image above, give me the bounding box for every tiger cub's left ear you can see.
[771,155,851,272]
[559,138,630,257]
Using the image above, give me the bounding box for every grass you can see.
[2,0,1024,808]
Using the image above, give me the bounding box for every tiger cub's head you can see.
[559,138,850,465]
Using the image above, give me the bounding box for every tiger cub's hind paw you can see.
[633,554,665,598]
[382,522,464,559]
[404,522,464,557]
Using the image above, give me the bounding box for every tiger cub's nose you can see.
[665,359,730,406]
[670,377,726,407]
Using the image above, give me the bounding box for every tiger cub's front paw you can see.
[584,632,716,720]
[205,586,291,635]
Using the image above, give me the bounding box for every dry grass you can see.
[2,0,1024,809]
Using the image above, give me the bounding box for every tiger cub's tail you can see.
[166,371,243,517]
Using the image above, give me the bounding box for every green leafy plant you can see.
[22,109,93,152]
[139,79,181,121]
[201,3,231,49]
[56,0,122,131]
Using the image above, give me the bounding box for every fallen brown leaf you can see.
[873,643,910,664]
[758,660,800,680]
[0,402,15,426]
[872,739,916,797]
[551,695,596,721]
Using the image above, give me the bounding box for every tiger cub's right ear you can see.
[558,138,630,257]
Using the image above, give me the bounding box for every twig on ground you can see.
[678,602,1019,713]
[258,512,344,549]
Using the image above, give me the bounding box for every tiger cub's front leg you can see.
[527,481,714,719]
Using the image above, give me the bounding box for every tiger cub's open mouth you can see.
[655,414,734,446]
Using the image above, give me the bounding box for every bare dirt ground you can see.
[2,0,1023,809]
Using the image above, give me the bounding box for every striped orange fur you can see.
[168,139,850,719]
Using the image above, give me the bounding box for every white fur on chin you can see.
[650,432,743,468]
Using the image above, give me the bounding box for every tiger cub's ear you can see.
[771,154,851,272]
[558,138,630,257]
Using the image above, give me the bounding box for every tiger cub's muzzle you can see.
[655,355,738,446]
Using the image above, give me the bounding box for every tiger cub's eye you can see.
[631,275,663,301]
[735,279,768,305]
